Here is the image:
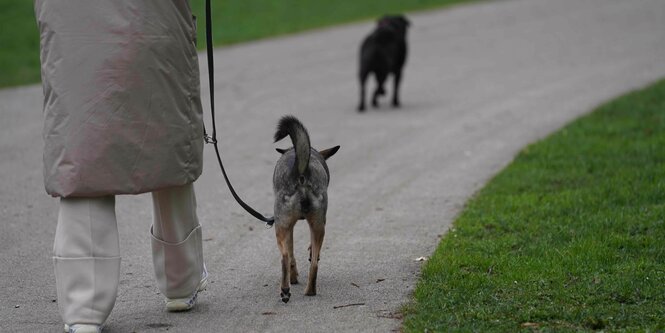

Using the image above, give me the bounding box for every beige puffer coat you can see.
[35,0,204,197]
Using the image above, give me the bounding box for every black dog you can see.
[357,15,410,112]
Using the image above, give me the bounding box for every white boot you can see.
[54,196,120,331]
[151,225,206,311]
[164,264,208,312]
[54,256,120,329]
[64,324,101,333]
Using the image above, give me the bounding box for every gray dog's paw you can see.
[280,288,291,303]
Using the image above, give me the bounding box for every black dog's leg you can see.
[372,72,387,108]
[358,70,369,112]
[392,70,402,108]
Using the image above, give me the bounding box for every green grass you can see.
[0,1,41,88]
[404,81,665,332]
[0,0,475,89]
[402,80,665,332]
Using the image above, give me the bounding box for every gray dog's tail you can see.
[274,115,311,175]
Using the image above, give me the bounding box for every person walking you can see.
[34,1,209,332]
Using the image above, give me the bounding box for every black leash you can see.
[202,0,275,226]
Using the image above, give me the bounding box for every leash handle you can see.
[203,0,275,226]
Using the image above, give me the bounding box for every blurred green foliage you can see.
[0,0,472,88]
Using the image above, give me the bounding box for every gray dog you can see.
[272,115,340,303]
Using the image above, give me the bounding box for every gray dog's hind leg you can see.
[304,218,325,296]
[275,225,292,303]
[287,228,299,284]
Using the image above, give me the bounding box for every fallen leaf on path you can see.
[351,283,360,288]
[415,256,429,262]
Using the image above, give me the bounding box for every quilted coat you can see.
[35,0,204,197]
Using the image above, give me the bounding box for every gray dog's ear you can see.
[319,146,340,160]
[276,148,289,154]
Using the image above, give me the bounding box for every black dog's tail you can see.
[274,115,311,176]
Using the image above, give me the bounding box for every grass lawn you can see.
[0,1,42,88]
[0,0,475,89]
[402,79,665,332]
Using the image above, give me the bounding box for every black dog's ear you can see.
[377,15,391,25]
[319,146,340,160]
[401,16,411,27]
[276,148,288,154]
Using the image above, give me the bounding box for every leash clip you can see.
[263,216,275,229]
[204,134,217,144]
[265,216,275,229]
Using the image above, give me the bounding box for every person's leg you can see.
[150,182,207,311]
[53,196,120,332]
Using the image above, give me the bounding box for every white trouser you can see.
[53,183,204,326]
